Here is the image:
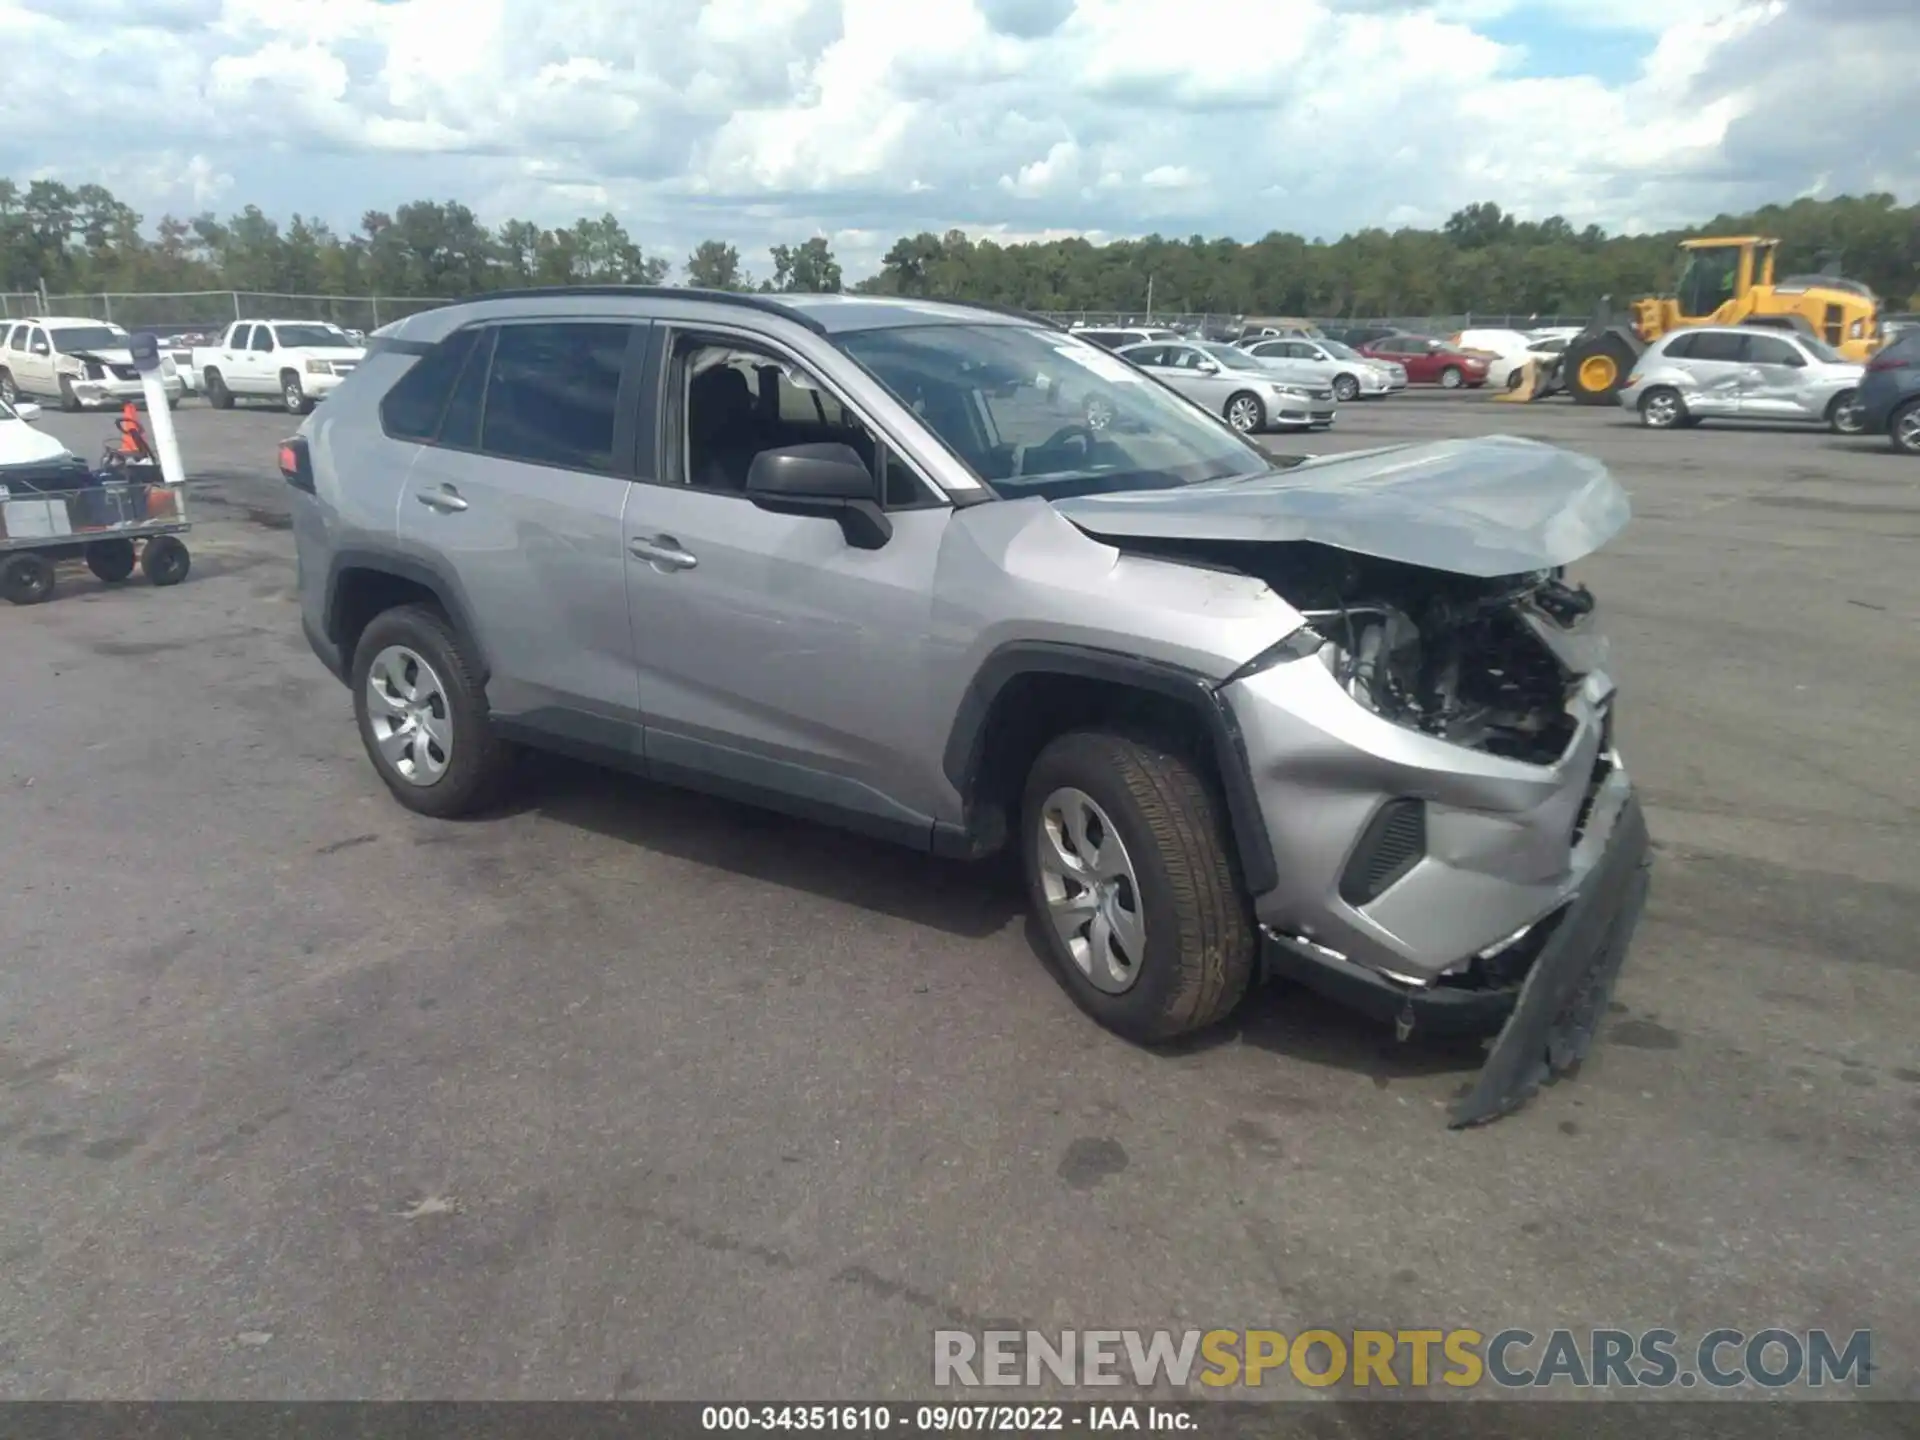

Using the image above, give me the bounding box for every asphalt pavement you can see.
[1,390,1916,1402]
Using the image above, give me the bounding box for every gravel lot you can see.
[2,391,1916,1403]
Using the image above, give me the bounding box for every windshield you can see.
[836,323,1274,501]
[1198,342,1251,367]
[49,326,128,353]
[1797,334,1844,363]
[1319,341,1359,359]
[274,324,356,348]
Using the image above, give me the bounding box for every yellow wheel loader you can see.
[1502,237,1884,405]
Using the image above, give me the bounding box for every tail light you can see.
[1866,356,1910,372]
[279,436,314,494]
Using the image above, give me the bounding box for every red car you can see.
[1358,333,1491,389]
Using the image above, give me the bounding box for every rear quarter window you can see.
[379,329,480,441]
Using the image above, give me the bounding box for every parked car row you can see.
[0,316,184,411]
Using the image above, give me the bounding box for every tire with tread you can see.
[1562,328,1641,407]
[1332,373,1359,403]
[351,603,510,819]
[141,535,191,586]
[282,370,313,415]
[58,376,80,413]
[1638,385,1686,429]
[86,539,137,583]
[1224,391,1265,433]
[1,552,55,605]
[1021,728,1256,1044]
[205,369,234,409]
[1826,390,1864,436]
[1438,365,1464,389]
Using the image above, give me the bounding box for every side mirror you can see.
[1196,360,1220,374]
[745,443,891,550]
[14,402,41,421]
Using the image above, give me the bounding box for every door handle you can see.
[416,486,468,513]
[629,535,698,571]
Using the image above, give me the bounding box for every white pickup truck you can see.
[192,320,367,414]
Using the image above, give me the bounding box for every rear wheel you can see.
[351,604,511,818]
[204,369,234,409]
[1638,386,1686,430]
[1021,730,1256,1044]
[1891,399,1920,456]
[1827,390,1866,435]
[1562,329,1641,407]
[1,553,55,606]
[1224,391,1265,433]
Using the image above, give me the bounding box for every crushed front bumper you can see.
[67,373,184,408]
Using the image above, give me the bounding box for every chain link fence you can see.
[0,290,456,332]
[1036,310,1592,335]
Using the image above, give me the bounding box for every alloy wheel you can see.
[1035,787,1146,995]
[1226,396,1260,431]
[1643,392,1681,428]
[365,645,453,785]
[1897,407,1920,453]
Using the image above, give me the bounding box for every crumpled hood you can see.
[1051,435,1630,578]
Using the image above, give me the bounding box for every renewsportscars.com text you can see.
[933,1327,1873,1391]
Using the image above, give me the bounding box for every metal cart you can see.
[0,420,191,606]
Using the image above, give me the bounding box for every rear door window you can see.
[1687,332,1746,363]
[380,327,479,441]
[480,322,634,474]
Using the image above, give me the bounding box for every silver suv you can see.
[284,289,1652,1126]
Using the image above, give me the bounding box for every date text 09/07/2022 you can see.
[701,1404,1192,1433]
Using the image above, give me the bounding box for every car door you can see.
[1673,331,1747,415]
[1737,333,1815,419]
[618,325,954,839]
[238,324,280,394]
[17,325,55,395]
[1152,344,1231,408]
[396,318,651,752]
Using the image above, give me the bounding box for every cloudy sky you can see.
[1,0,1913,280]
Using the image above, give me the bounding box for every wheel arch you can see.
[324,549,491,684]
[939,641,1278,894]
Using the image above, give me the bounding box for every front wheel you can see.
[1021,730,1256,1044]
[1332,373,1359,403]
[1224,391,1265,433]
[1891,398,1920,456]
[1827,390,1866,436]
[282,372,313,415]
[58,376,81,413]
[0,369,16,405]
[351,604,511,818]
[141,535,191,585]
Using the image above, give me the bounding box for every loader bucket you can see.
[1494,357,1551,402]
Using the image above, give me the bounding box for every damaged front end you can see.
[1054,438,1654,1125]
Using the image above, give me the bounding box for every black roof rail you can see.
[436,285,830,335]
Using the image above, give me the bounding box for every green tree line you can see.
[3,176,1914,317]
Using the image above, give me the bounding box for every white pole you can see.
[128,333,186,488]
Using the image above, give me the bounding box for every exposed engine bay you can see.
[1136,538,1598,764]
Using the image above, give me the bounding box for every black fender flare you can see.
[324,548,492,683]
[940,641,1279,896]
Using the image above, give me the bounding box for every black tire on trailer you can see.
[1020,728,1257,1045]
[1,552,56,605]
[141,535,191,586]
[85,539,137,582]
[1561,327,1642,407]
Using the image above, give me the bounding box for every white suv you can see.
[0,317,183,411]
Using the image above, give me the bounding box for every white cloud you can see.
[0,0,1910,281]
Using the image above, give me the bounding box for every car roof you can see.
[414,287,1054,338]
[18,316,122,328]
